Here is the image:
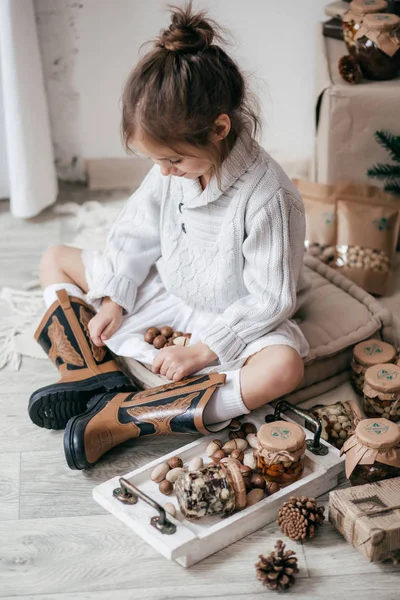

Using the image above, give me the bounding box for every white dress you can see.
[83,252,309,374]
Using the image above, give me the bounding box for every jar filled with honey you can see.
[256,421,306,486]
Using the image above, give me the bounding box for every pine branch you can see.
[375,130,400,164]
[384,180,400,197]
[367,163,400,179]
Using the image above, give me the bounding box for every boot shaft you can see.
[35,290,115,376]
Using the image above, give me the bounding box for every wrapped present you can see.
[329,477,400,561]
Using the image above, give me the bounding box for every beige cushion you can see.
[288,256,393,403]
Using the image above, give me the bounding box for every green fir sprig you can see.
[367,130,400,197]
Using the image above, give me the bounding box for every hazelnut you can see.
[168,456,183,469]
[159,480,174,496]
[212,449,227,463]
[171,331,184,339]
[153,335,168,349]
[239,464,253,478]
[206,440,223,457]
[229,430,246,440]
[160,326,174,338]
[241,422,257,435]
[144,331,156,344]
[231,449,244,462]
[229,419,242,432]
[251,474,266,490]
[147,327,160,336]
[265,481,280,495]
[246,488,264,506]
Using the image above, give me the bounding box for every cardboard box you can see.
[329,477,400,562]
[314,25,400,185]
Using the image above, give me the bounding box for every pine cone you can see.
[338,55,361,84]
[255,539,299,592]
[277,495,325,541]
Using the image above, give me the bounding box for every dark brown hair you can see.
[121,2,260,172]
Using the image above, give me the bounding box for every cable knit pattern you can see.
[88,130,310,363]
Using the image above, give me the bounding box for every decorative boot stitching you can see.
[48,316,84,367]
[126,393,195,435]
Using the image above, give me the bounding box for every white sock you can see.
[43,283,86,308]
[203,370,250,425]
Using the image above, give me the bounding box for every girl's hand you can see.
[152,342,218,381]
[88,297,123,346]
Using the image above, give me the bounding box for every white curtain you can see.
[0,0,57,218]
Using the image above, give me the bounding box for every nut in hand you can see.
[147,327,160,336]
[160,326,174,338]
[153,334,168,349]
[144,331,156,344]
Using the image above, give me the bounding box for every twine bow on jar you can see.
[259,443,306,467]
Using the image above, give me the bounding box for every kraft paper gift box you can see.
[329,477,400,562]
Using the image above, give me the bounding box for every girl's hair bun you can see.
[158,2,220,53]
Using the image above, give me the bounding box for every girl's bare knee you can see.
[39,245,70,287]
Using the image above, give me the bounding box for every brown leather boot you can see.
[63,372,227,469]
[29,289,135,430]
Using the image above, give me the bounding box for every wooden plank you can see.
[0,393,62,453]
[5,572,400,600]
[19,435,197,519]
[0,515,307,598]
[0,452,20,520]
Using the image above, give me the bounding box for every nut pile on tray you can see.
[150,419,280,518]
[144,326,192,349]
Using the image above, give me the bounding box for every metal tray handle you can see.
[113,477,177,535]
[265,399,328,456]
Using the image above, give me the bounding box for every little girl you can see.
[31,3,309,470]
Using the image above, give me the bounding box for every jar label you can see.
[364,421,390,435]
[270,426,292,440]
[323,211,335,225]
[377,368,399,380]
[363,343,383,356]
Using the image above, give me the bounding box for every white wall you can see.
[0,52,10,198]
[35,0,331,180]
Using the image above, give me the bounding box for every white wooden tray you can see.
[93,404,345,568]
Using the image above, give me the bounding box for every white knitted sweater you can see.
[88,131,310,363]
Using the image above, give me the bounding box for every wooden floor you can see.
[1,189,399,600]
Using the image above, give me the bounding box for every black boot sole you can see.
[64,392,114,470]
[28,372,135,430]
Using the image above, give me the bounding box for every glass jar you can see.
[363,363,400,421]
[256,421,306,486]
[342,0,388,53]
[308,399,364,449]
[354,13,400,80]
[340,418,400,485]
[351,339,396,394]
[175,459,246,520]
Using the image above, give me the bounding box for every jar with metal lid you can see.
[256,421,306,486]
[340,417,400,485]
[363,363,400,421]
[354,13,400,79]
[342,0,388,53]
[175,459,246,520]
[351,339,396,394]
